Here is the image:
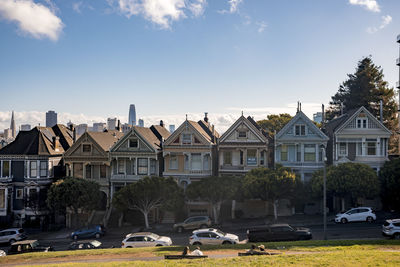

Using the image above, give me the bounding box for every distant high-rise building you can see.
[107,118,117,130]
[4,128,12,139]
[10,111,16,138]
[313,112,323,124]
[46,110,57,127]
[93,122,106,132]
[75,124,88,136]
[129,104,136,126]
[138,119,144,127]
[20,124,31,131]
[169,125,175,133]
[121,123,131,133]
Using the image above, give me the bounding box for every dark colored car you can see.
[8,240,54,255]
[247,224,312,242]
[70,225,106,240]
[69,240,102,250]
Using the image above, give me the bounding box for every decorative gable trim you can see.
[63,132,108,158]
[334,106,392,135]
[219,116,268,143]
[110,128,157,153]
[164,120,211,146]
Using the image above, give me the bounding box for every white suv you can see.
[382,219,400,239]
[0,228,26,244]
[335,207,376,224]
[121,232,172,248]
[189,228,239,245]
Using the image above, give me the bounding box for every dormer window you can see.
[295,125,306,136]
[129,139,138,148]
[357,118,367,128]
[238,131,247,138]
[82,144,91,153]
[182,134,192,145]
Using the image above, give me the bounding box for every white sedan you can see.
[121,232,172,248]
[335,207,376,224]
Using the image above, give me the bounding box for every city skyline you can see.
[1,0,400,132]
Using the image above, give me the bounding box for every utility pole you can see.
[321,146,327,240]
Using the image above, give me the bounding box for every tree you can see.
[257,113,293,136]
[112,176,184,229]
[47,178,101,226]
[186,176,241,224]
[327,57,399,153]
[243,165,298,220]
[310,163,380,211]
[379,159,400,211]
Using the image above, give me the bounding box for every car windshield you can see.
[31,241,39,248]
[149,233,160,240]
[90,240,102,247]
[216,229,226,236]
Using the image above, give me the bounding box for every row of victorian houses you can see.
[0,106,392,227]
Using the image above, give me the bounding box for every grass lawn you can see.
[1,239,399,266]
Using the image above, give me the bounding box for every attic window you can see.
[182,134,192,145]
[82,144,91,153]
[357,118,367,128]
[129,139,138,148]
[238,131,247,138]
[295,125,306,136]
[194,136,201,144]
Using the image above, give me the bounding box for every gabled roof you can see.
[333,106,392,135]
[219,115,268,143]
[0,124,73,156]
[150,125,171,141]
[134,126,163,150]
[276,111,328,140]
[86,131,124,152]
[324,108,359,134]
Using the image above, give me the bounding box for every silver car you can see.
[122,232,172,248]
[382,219,400,239]
[189,228,239,245]
[0,228,26,244]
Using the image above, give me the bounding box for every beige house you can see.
[218,115,269,176]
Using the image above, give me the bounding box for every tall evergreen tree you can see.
[327,57,399,153]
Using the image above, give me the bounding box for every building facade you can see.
[45,111,57,128]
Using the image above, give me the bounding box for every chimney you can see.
[297,101,299,113]
[117,120,121,131]
[204,112,209,123]
[52,136,60,151]
[212,124,216,143]
[160,120,164,127]
[380,100,383,123]
[322,104,325,126]
[299,102,302,111]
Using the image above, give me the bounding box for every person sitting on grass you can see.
[246,244,257,254]
[182,246,190,256]
[190,246,203,256]
[258,245,265,252]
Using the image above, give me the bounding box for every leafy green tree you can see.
[243,165,298,220]
[379,159,400,211]
[112,176,184,229]
[327,57,399,153]
[257,113,293,136]
[311,163,380,210]
[186,176,241,224]
[47,178,101,226]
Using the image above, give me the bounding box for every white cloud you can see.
[0,0,64,41]
[256,21,267,33]
[0,103,324,135]
[219,0,243,14]
[349,0,380,12]
[72,2,83,13]
[366,14,392,33]
[108,0,206,29]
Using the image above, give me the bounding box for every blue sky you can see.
[0,0,399,132]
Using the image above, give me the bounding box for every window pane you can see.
[224,151,232,165]
[100,165,107,178]
[138,158,148,174]
[304,145,316,161]
[203,155,210,170]
[2,161,10,177]
[82,144,91,153]
[129,139,138,148]
[281,145,288,161]
[247,150,257,165]
[191,154,202,170]
[238,131,247,138]
[150,159,156,175]
[86,165,92,178]
[0,189,5,209]
[40,161,47,177]
[367,142,376,155]
[182,134,191,144]
[118,159,125,174]
[30,161,37,178]
[169,156,178,170]
[73,163,83,178]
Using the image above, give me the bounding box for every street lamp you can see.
[320,145,327,240]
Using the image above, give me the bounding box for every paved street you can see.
[0,221,387,252]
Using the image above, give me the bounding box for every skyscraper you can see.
[128,104,136,126]
[10,111,16,138]
[138,119,144,127]
[46,110,57,127]
[169,125,175,133]
[107,118,117,130]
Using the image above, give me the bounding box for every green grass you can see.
[1,239,399,266]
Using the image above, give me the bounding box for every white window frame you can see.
[169,156,178,170]
[82,144,92,153]
[238,131,247,138]
[339,143,347,156]
[182,134,192,145]
[40,161,48,178]
[30,161,37,178]
[128,139,139,148]
[294,125,306,136]
[357,118,368,129]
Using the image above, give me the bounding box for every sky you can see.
[0,0,400,133]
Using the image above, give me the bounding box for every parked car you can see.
[0,250,6,257]
[0,228,27,244]
[334,207,376,224]
[247,224,312,242]
[70,225,105,240]
[189,228,239,245]
[382,219,400,239]
[8,240,54,255]
[173,216,212,233]
[69,240,102,250]
[121,232,172,248]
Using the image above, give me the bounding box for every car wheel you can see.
[126,246,133,248]
[366,216,373,223]
[341,218,347,224]
[394,233,400,240]
[200,224,208,229]
[9,239,16,244]
[177,226,184,233]
[222,241,232,245]
[193,242,202,246]
[95,233,101,239]
[73,235,78,240]
[156,244,163,247]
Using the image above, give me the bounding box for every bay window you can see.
[138,158,148,175]
[169,156,178,170]
[30,161,37,178]
[281,145,288,161]
[304,144,316,161]
[191,153,202,170]
[247,149,257,166]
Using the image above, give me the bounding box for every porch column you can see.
[362,137,366,156]
[135,158,138,175]
[315,144,319,163]
[300,144,304,162]
[377,138,381,156]
[147,158,150,176]
[244,149,247,167]
[36,160,40,178]
[201,153,204,171]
